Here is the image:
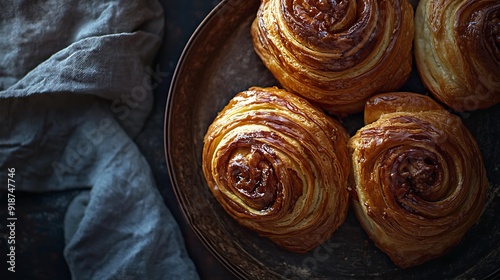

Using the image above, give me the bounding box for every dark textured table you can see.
[0,1,236,279]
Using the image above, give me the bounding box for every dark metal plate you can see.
[165,1,500,279]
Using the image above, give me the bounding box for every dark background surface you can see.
[1,1,499,279]
[0,1,236,279]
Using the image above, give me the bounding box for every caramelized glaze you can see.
[251,0,414,114]
[349,92,489,267]
[202,87,350,253]
[415,0,500,111]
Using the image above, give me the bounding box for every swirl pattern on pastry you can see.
[348,92,489,268]
[251,0,414,114]
[415,0,500,111]
[202,87,350,253]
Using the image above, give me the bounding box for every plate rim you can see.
[164,1,255,279]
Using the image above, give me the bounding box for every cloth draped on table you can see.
[0,0,199,279]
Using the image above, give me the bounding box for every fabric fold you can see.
[0,0,199,278]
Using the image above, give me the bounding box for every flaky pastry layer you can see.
[202,86,350,253]
[349,92,489,268]
[252,0,414,114]
[415,0,500,111]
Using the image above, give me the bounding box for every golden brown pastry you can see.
[202,86,350,253]
[414,0,500,111]
[251,0,414,114]
[349,92,489,268]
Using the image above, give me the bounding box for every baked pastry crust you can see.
[415,0,500,111]
[251,0,414,114]
[349,92,489,268]
[202,87,350,253]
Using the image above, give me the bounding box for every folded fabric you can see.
[0,0,199,279]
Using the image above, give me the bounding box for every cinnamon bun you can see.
[349,92,489,267]
[251,0,415,114]
[414,0,500,111]
[202,86,350,253]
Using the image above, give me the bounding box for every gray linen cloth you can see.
[0,0,199,279]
